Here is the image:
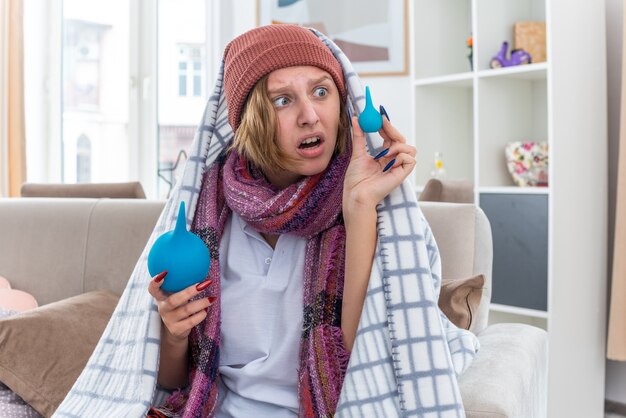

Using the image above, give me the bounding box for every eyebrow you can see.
[267,75,333,95]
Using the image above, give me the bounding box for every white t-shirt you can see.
[215,212,306,417]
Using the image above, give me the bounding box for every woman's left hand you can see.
[343,113,417,218]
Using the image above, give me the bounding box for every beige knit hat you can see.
[223,24,346,131]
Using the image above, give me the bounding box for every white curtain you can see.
[0,0,26,198]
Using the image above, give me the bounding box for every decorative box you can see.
[514,21,547,63]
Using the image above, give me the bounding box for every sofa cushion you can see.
[0,290,119,417]
[460,323,549,418]
[0,198,164,307]
[439,274,484,330]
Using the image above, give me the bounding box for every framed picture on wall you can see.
[257,0,408,76]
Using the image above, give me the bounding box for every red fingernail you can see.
[196,279,213,291]
[208,296,217,304]
[154,271,167,283]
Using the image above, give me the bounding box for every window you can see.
[62,0,130,184]
[178,62,187,96]
[64,20,103,110]
[24,0,217,197]
[76,134,92,183]
[177,45,204,98]
[193,60,202,97]
[157,0,207,198]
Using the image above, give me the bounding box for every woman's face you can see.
[265,65,341,188]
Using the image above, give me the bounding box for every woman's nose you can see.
[297,99,319,127]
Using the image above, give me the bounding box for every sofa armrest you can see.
[459,323,548,418]
[420,202,493,334]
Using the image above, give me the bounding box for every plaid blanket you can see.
[53,29,479,418]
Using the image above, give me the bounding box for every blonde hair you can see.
[231,75,349,175]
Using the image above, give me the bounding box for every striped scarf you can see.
[159,142,352,417]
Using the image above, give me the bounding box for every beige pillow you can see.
[0,290,119,417]
[438,274,485,330]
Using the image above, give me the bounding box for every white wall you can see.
[605,0,626,406]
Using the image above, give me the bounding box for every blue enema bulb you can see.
[147,201,211,293]
[358,86,383,133]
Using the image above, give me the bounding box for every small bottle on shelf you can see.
[430,151,446,178]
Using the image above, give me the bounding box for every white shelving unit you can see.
[410,0,607,417]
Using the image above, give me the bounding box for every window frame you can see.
[27,0,220,198]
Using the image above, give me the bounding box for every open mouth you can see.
[298,136,321,149]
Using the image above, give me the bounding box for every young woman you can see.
[147,24,416,417]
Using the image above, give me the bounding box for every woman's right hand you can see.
[148,271,216,343]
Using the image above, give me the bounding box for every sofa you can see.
[0,197,548,417]
[19,181,147,199]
